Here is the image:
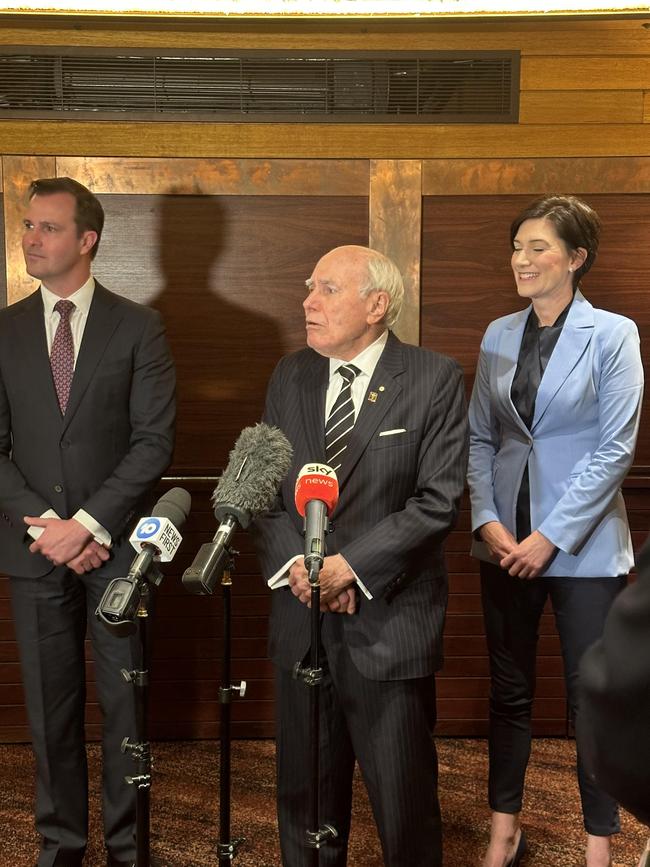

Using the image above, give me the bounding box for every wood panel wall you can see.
[97,192,369,471]
[0,10,649,742]
[0,14,649,159]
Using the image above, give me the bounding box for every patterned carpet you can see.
[0,739,646,866]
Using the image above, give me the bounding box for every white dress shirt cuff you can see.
[354,574,373,600]
[267,555,302,589]
[74,509,112,548]
[26,508,59,540]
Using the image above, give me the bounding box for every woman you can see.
[467,195,644,867]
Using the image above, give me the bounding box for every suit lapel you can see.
[532,290,594,430]
[496,307,530,436]
[63,283,122,429]
[336,332,404,491]
[13,290,63,421]
[298,350,329,464]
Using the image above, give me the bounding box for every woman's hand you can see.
[479,521,517,560]
[499,531,556,580]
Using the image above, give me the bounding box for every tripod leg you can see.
[217,572,245,864]
[287,574,340,863]
[121,587,153,867]
[276,661,353,867]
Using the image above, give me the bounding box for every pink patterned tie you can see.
[50,299,75,414]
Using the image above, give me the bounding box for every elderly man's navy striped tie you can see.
[325,364,360,472]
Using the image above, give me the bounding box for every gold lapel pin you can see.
[368,391,378,403]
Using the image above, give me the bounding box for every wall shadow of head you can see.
[151,189,285,475]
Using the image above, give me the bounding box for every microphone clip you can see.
[301,516,334,536]
[95,554,162,637]
[293,660,324,687]
[182,539,236,595]
[302,513,333,575]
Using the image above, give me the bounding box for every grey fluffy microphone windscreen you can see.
[183,423,292,595]
[212,422,293,527]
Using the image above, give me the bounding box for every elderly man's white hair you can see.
[359,247,405,329]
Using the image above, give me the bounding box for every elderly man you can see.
[252,245,468,866]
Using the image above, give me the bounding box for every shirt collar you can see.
[41,275,95,317]
[328,329,389,380]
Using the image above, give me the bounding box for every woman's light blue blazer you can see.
[468,290,644,578]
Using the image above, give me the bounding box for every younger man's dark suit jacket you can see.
[253,331,468,681]
[0,281,176,579]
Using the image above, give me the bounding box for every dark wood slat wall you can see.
[94,193,369,469]
[1,188,648,742]
[0,9,648,746]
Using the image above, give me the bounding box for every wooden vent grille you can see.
[0,50,519,123]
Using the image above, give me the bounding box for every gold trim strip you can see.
[55,157,369,196]
[3,155,55,305]
[423,156,650,195]
[369,159,421,346]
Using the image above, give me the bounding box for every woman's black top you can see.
[510,300,572,540]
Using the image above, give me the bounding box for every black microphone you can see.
[127,486,192,580]
[182,423,293,595]
[96,487,192,635]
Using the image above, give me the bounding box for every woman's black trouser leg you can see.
[480,562,548,814]
[550,575,625,837]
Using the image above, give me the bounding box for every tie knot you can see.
[338,364,360,384]
[54,299,75,320]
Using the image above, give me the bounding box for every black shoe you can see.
[507,829,528,866]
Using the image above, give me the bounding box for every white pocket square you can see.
[379,428,407,437]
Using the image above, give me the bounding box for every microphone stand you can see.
[216,554,246,864]
[293,519,338,865]
[121,571,160,867]
[181,529,247,861]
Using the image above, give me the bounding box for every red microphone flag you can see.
[294,463,339,517]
